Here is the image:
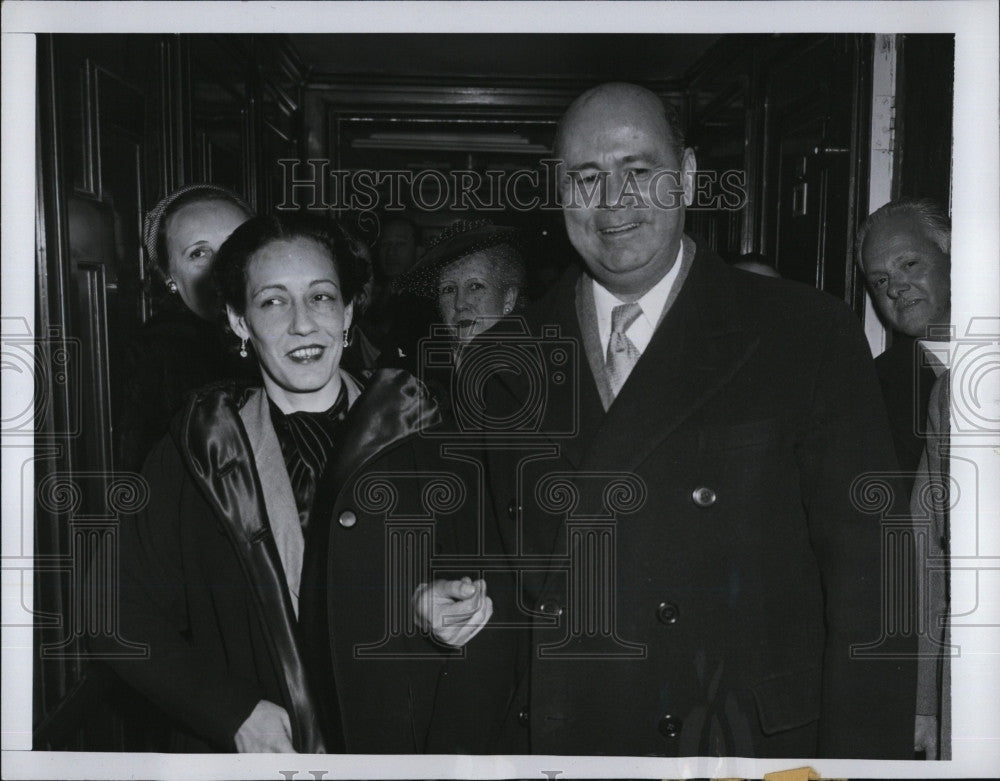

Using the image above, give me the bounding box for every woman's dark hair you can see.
[214,213,371,315]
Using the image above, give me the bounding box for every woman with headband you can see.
[116,184,256,471]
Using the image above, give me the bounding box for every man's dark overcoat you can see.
[450,237,916,758]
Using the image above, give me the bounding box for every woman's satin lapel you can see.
[172,385,326,753]
[178,387,262,536]
[328,368,441,492]
[239,389,305,617]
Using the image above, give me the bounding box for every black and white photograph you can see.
[2,2,998,779]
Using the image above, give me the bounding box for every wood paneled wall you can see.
[33,33,304,749]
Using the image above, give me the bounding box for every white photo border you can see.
[3,2,998,779]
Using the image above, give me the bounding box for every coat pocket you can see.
[751,666,822,735]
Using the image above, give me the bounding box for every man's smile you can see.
[598,221,642,237]
[896,297,924,311]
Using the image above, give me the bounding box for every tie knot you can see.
[611,302,642,335]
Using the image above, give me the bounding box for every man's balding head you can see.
[857,199,951,339]
[554,83,686,162]
[555,82,696,301]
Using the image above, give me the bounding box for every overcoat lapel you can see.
[326,368,440,495]
[580,245,760,474]
[524,243,761,593]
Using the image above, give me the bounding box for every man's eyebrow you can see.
[566,153,659,169]
[620,154,657,165]
[566,160,603,171]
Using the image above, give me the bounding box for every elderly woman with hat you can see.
[116,184,257,471]
[396,217,526,349]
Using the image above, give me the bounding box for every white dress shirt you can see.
[593,243,685,356]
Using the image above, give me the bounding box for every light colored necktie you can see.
[605,301,642,397]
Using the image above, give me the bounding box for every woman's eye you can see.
[313,292,335,303]
[438,285,455,296]
[469,281,485,291]
[260,297,284,308]
[628,168,651,178]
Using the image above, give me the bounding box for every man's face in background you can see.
[377,219,418,280]
[861,212,951,339]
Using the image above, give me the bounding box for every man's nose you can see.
[887,277,910,299]
[598,171,626,210]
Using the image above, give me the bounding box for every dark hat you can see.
[394,218,521,298]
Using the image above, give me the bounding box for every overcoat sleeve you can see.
[797,304,917,758]
[92,434,263,750]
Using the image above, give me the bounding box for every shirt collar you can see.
[592,241,685,354]
[917,339,953,376]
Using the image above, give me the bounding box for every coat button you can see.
[517,706,529,727]
[657,601,680,625]
[338,509,357,528]
[691,486,717,507]
[538,602,563,617]
[507,499,520,520]
[658,714,683,738]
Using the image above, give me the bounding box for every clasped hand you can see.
[412,576,493,647]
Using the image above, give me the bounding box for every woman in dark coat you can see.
[116,184,257,472]
[95,214,458,752]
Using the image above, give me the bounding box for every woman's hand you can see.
[412,577,493,648]
[234,699,296,753]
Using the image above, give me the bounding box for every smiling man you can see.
[857,198,952,475]
[438,82,917,759]
[555,82,696,306]
[857,199,953,761]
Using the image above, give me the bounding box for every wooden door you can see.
[764,36,857,300]
[35,33,173,750]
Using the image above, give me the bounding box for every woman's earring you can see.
[167,280,178,294]
[239,339,248,358]
[503,304,512,315]
[343,328,352,348]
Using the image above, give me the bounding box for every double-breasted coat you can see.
[450,236,916,758]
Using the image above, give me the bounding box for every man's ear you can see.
[681,147,698,208]
[227,305,249,342]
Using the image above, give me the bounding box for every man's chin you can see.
[893,306,954,340]
[590,257,668,298]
